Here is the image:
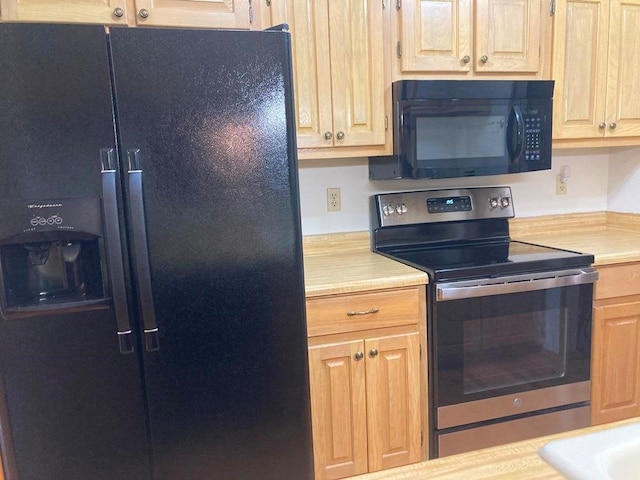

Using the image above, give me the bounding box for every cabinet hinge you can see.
[396,0,401,10]
[396,41,402,58]
[550,0,556,15]
[382,0,386,9]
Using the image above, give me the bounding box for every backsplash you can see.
[298,147,637,235]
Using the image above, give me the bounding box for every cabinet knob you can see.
[336,131,345,140]
[599,122,606,129]
[354,351,364,361]
[610,122,617,130]
[462,55,471,64]
[138,8,150,18]
[113,7,125,17]
[324,131,333,140]
[369,348,379,358]
[480,55,489,64]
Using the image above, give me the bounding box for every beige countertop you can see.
[343,417,640,480]
[510,211,640,267]
[303,212,640,297]
[303,231,428,297]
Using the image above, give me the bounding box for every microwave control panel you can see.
[523,115,545,162]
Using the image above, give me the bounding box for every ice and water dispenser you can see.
[0,198,106,315]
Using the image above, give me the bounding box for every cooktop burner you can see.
[370,187,594,282]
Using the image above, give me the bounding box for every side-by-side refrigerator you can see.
[0,23,313,480]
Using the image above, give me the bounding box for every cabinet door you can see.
[591,300,640,425]
[270,0,333,149]
[0,0,127,24]
[552,0,610,139]
[132,0,250,28]
[327,0,385,148]
[474,0,541,73]
[365,333,421,472]
[604,0,640,137]
[308,340,368,480]
[272,0,385,149]
[400,0,473,73]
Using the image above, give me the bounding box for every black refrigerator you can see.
[0,24,313,480]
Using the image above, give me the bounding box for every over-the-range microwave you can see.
[369,80,554,180]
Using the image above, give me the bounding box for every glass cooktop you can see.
[381,240,594,282]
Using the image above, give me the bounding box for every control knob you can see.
[500,197,511,208]
[382,204,395,216]
[395,203,408,215]
[489,197,499,209]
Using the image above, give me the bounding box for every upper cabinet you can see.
[0,0,128,24]
[269,0,389,159]
[552,0,640,143]
[128,0,250,28]
[0,0,253,28]
[395,0,550,78]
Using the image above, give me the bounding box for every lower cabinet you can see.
[591,263,640,425]
[306,286,425,480]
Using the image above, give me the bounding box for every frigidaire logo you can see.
[27,203,63,209]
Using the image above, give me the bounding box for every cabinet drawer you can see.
[595,263,640,300]
[306,287,422,337]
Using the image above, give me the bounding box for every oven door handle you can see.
[435,268,599,301]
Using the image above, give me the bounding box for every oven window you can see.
[433,284,592,406]
[462,305,567,394]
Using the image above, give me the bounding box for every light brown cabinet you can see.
[552,0,640,143]
[306,286,425,480]
[0,0,253,28]
[269,0,387,159]
[591,263,640,425]
[394,0,547,77]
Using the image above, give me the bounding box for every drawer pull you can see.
[346,307,379,317]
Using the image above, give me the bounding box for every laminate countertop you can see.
[303,212,640,297]
[303,231,428,297]
[343,417,640,480]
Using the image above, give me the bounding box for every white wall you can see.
[607,147,640,212]
[298,148,615,235]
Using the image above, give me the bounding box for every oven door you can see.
[431,268,597,431]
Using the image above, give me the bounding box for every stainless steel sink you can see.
[538,422,640,479]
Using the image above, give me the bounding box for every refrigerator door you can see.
[109,28,313,479]
[0,24,150,480]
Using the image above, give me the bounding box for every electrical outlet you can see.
[556,174,568,195]
[327,187,341,212]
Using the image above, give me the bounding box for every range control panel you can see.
[373,186,514,228]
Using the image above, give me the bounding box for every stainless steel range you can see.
[370,187,597,458]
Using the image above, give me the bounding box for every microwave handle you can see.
[510,105,525,160]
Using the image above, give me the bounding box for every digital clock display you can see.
[426,195,472,213]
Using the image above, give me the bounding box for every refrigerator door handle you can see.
[101,148,134,354]
[126,149,160,352]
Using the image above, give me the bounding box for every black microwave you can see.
[369,80,554,180]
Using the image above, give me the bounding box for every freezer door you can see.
[109,27,313,480]
[0,24,150,480]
